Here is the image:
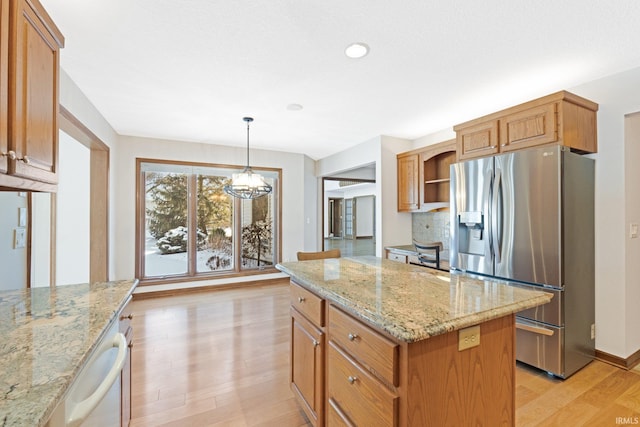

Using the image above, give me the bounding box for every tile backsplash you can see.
[412,211,450,251]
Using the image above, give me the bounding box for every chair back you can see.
[296,248,341,261]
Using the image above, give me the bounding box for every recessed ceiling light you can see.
[345,42,370,59]
[287,103,303,111]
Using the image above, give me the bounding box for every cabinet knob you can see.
[297,297,305,303]
[128,341,134,349]
[348,333,358,341]
[312,340,319,348]
[21,155,30,164]
[1,150,16,160]
[347,376,357,384]
[120,313,133,321]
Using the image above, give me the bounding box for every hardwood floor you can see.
[129,281,640,426]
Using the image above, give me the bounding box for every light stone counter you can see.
[276,256,552,343]
[0,280,138,427]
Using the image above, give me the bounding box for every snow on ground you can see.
[144,234,234,276]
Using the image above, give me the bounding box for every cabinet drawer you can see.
[387,252,407,263]
[328,398,355,427]
[499,102,557,151]
[327,342,398,427]
[290,282,325,327]
[329,305,399,386]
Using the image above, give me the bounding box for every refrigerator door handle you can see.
[516,319,555,336]
[483,169,493,259]
[492,168,502,263]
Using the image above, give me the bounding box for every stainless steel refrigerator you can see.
[449,145,595,378]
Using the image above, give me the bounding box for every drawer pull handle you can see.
[348,333,358,341]
[298,297,306,303]
[119,314,133,321]
[312,340,319,348]
[347,376,357,384]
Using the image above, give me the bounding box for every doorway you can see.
[328,198,343,238]
[322,176,376,256]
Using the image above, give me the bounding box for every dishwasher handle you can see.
[67,332,128,427]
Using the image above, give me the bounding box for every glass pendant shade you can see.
[224,117,273,199]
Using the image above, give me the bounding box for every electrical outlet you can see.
[591,324,595,340]
[458,325,480,351]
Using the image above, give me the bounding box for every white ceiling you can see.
[41,0,640,160]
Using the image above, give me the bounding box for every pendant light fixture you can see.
[223,117,273,199]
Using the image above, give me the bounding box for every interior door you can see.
[329,198,343,238]
[344,199,354,239]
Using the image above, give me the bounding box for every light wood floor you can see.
[129,281,640,426]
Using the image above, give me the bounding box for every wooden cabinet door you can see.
[456,120,499,160]
[0,0,9,174]
[499,102,557,152]
[291,309,324,426]
[9,0,62,184]
[397,153,419,211]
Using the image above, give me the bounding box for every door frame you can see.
[321,177,374,250]
[58,106,110,284]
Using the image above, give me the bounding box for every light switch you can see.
[631,223,638,239]
[14,228,26,249]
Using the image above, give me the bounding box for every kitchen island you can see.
[277,256,552,426]
[0,280,138,427]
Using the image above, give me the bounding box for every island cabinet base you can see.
[327,305,515,426]
[288,280,517,426]
[402,314,515,426]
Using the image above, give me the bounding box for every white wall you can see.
[568,67,640,359]
[624,112,640,356]
[355,195,374,237]
[31,193,51,287]
[56,130,91,285]
[0,193,27,290]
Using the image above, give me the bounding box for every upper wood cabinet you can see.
[455,91,598,161]
[397,139,456,212]
[396,152,419,212]
[0,0,64,191]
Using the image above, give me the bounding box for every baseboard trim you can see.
[595,348,640,370]
[132,277,288,300]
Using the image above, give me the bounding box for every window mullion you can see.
[187,174,198,276]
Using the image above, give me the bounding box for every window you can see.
[137,160,280,283]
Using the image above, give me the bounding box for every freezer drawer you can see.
[515,317,563,377]
[511,283,562,326]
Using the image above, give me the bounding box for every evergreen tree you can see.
[146,173,188,239]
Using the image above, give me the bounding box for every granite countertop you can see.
[276,256,552,343]
[0,280,138,427]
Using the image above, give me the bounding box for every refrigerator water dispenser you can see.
[457,211,484,255]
